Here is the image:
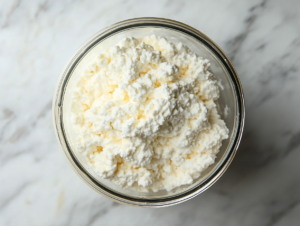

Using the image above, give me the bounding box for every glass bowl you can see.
[53,17,245,207]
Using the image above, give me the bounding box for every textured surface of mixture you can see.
[71,35,229,192]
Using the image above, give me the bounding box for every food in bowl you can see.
[70,35,229,192]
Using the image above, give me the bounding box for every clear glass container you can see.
[53,17,245,207]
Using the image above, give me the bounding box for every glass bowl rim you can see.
[52,17,245,208]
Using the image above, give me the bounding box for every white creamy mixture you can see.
[71,35,229,192]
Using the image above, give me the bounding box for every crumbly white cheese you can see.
[71,35,229,192]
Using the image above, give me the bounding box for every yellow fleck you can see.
[56,189,64,216]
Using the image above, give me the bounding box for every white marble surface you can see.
[1,0,300,225]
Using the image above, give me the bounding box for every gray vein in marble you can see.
[0,110,16,141]
[254,60,298,107]
[231,127,300,172]
[255,43,266,51]
[33,0,50,19]
[226,0,268,61]
[0,147,29,167]
[267,200,300,226]
[86,201,119,226]
[36,100,52,120]
[287,131,300,154]
[1,0,21,28]
[2,108,14,119]
[164,0,185,15]
[7,126,29,143]
[243,32,300,108]
[0,181,34,210]
[65,203,78,226]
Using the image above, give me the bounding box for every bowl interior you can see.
[61,26,239,200]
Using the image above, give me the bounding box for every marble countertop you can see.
[1,0,300,225]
